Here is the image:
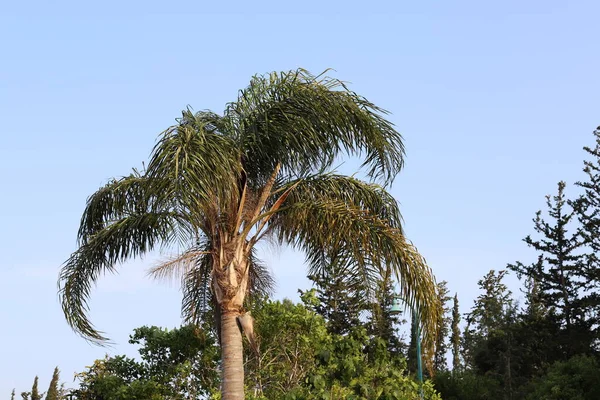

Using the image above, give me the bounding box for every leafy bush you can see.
[525,355,600,400]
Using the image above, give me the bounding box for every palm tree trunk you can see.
[221,310,245,400]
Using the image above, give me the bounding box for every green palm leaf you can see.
[60,211,186,342]
[227,69,404,186]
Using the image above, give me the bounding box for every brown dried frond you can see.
[148,250,211,282]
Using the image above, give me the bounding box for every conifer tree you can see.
[572,126,600,331]
[450,293,461,372]
[462,270,515,371]
[433,281,452,372]
[308,256,368,335]
[407,312,419,374]
[368,268,404,355]
[575,127,600,254]
[30,377,42,400]
[44,367,60,400]
[508,182,588,337]
[11,389,15,400]
[523,272,545,320]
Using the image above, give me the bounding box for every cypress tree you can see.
[11,389,15,400]
[45,367,60,400]
[433,281,452,372]
[30,377,42,400]
[407,312,418,374]
[450,293,461,372]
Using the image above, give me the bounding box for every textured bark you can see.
[221,310,245,400]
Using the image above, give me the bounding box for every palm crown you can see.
[59,69,440,398]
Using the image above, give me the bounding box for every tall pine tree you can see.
[573,126,600,335]
[508,181,592,355]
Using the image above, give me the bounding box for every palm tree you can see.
[59,69,440,400]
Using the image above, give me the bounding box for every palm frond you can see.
[146,108,241,223]
[247,248,276,302]
[270,198,440,357]
[149,249,212,282]
[181,253,214,326]
[226,69,404,186]
[59,211,186,343]
[78,172,160,244]
[274,173,403,229]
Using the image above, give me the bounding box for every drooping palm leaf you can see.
[267,184,439,356]
[60,211,186,342]
[226,70,404,186]
[146,108,241,227]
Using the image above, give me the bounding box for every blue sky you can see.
[1,0,599,394]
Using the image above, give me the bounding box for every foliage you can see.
[307,260,368,336]
[433,281,452,372]
[307,328,440,400]
[67,296,437,399]
[44,367,60,400]
[246,295,439,400]
[31,376,42,400]
[72,324,219,399]
[433,370,502,400]
[572,126,600,339]
[450,294,461,371]
[508,182,595,355]
[245,294,330,398]
[462,270,515,372]
[525,355,600,400]
[129,324,220,397]
[367,269,406,356]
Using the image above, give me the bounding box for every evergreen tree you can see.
[572,126,600,333]
[11,389,15,400]
[462,270,519,398]
[407,312,419,375]
[44,367,60,400]
[462,270,515,371]
[523,273,545,320]
[450,293,461,372]
[20,392,30,400]
[509,182,585,329]
[468,270,513,337]
[307,256,368,335]
[30,377,42,400]
[575,127,600,255]
[368,269,405,355]
[508,181,592,355]
[433,281,452,372]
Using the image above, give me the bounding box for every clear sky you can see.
[1,0,599,395]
